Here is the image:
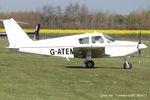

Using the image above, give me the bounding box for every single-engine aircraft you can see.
[2,18,147,69]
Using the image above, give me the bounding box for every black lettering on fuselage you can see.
[50,48,74,55]
[61,48,65,54]
[70,48,74,54]
[50,49,55,55]
[57,49,61,55]
[66,48,69,55]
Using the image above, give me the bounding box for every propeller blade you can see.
[138,30,142,64]
[138,49,141,64]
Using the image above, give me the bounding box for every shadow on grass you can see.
[66,66,123,69]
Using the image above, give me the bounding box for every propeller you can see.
[137,30,141,64]
[34,24,40,40]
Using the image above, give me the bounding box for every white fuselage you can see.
[18,33,147,58]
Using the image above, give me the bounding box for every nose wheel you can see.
[124,61,132,69]
[124,57,132,69]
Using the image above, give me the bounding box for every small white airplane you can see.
[2,18,147,69]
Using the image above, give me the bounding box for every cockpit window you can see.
[103,34,115,43]
[79,37,89,44]
[92,36,104,44]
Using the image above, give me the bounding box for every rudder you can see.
[3,18,32,48]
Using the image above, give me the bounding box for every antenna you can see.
[0,19,29,24]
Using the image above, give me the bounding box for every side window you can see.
[79,37,89,44]
[92,36,104,44]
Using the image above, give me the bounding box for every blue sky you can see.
[0,0,150,15]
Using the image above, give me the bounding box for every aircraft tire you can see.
[86,60,94,68]
[124,62,132,69]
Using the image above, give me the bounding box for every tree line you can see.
[0,3,150,30]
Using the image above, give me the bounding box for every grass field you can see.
[0,38,150,100]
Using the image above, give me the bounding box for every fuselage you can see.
[18,33,147,58]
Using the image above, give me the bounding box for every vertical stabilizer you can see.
[3,18,32,48]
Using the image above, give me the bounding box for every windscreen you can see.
[103,34,115,43]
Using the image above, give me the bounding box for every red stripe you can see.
[21,45,137,48]
[106,45,137,47]
[21,46,74,48]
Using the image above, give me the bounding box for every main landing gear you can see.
[85,60,95,68]
[84,51,95,68]
[124,57,132,69]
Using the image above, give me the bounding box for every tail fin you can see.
[3,18,32,48]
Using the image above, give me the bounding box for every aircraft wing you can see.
[73,47,108,58]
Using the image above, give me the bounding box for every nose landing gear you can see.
[124,57,132,69]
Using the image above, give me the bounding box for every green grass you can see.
[0,40,150,100]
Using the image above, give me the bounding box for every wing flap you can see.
[73,47,108,58]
